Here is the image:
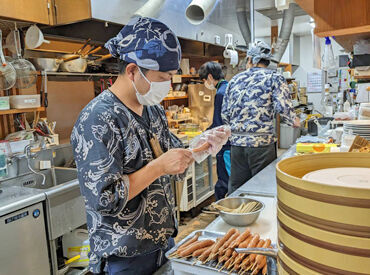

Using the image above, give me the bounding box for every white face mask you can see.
[132,68,171,106]
[204,80,215,90]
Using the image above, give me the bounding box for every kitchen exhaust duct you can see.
[185,0,218,25]
[134,0,166,18]
[236,0,251,45]
[271,3,295,63]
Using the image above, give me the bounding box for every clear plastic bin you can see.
[9,95,40,109]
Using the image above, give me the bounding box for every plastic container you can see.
[9,95,40,109]
[9,139,31,154]
[279,124,300,149]
[0,96,10,110]
[322,37,335,71]
[62,229,90,267]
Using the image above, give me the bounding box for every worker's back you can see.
[222,67,295,147]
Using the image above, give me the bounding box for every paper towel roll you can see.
[223,49,238,65]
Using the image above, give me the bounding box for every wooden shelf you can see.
[0,107,46,115]
[163,96,188,101]
[37,71,118,77]
[180,74,199,78]
[168,118,192,123]
[295,0,370,52]
[354,75,370,80]
[315,26,370,38]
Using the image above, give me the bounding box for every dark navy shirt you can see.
[71,90,183,273]
[209,80,230,150]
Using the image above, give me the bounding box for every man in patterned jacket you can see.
[71,17,230,274]
[222,41,300,194]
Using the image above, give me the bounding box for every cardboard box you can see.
[300,95,308,105]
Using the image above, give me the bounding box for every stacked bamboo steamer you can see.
[276,153,370,275]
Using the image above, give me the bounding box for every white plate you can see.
[344,120,370,125]
[344,126,370,130]
[303,167,370,189]
[344,126,370,129]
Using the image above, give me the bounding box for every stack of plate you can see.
[343,120,370,140]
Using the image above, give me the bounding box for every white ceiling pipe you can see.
[185,0,218,25]
[134,0,166,18]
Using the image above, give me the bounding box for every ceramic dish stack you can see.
[276,153,370,275]
[343,120,370,141]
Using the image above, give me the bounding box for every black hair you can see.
[118,60,149,75]
[259,59,270,66]
[198,61,225,81]
[247,56,270,67]
[258,46,271,66]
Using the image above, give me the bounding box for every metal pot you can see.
[31,58,62,72]
[60,55,87,73]
[60,46,103,73]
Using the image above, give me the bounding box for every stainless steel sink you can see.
[0,167,86,241]
[1,168,77,190]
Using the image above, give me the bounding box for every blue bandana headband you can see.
[105,17,181,72]
[247,40,272,64]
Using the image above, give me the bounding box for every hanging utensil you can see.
[40,70,48,107]
[43,71,48,107]
[25,25,50,49]
[0,30,16,90]
[5,30,16,54]
[10,28,37,89]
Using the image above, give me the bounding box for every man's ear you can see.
[126,63,138,81]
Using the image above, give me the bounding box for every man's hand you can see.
[153,149,193,175]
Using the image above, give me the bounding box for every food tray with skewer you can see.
[166,229,269,275]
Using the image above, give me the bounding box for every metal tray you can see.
[166,230,263,275]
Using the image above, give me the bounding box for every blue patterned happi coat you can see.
[71,90,182,273]
[222,67,296,147]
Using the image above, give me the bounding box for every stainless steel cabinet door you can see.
[0,202,50,275]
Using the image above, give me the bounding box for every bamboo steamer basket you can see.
[276,152,370,275]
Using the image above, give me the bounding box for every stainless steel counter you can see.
[159,146,297,275]
[0,186,45,216]
[237,146,296,197]
[0,145,86,275]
